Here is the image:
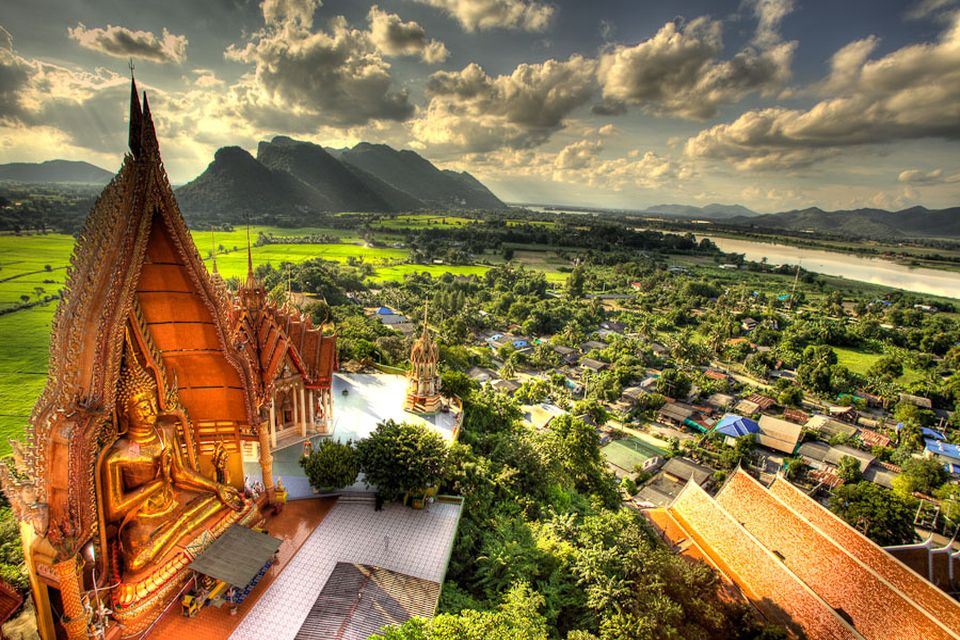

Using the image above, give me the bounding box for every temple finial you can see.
[246,225,254,278]
[128,74,142,159]
[210,226,218,274]
[140,91,159,160]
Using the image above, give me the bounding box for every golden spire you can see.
[210,226,218,275]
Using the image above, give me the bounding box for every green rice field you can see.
[602,436,668,473]
[0,226,576,453]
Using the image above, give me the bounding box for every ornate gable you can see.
[2,79,260,556]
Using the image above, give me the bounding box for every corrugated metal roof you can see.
[188,525,281,587]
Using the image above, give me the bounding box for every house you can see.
[491,379,521,396]
[705,393,735,410]
[744,393,778,412]
[630,281,645,291]
[658,402,696,426]
[522,403,566,430]
[600,320,628,334]
[466,367,498,383]
[735,398,761,415]
[741,317,758,332]
[580,358,608,373]
[620,386,647,404]
[857,427,892,448]
[757,415,803,454]
[713,414,761,447]
[551,344,580,365]
[899,393,933,410]
[828,405,859,424]
[661,457,714,486]
[805,415,858,440]
[924,439,960,466]
[703,368,731,383]
[650,342,670,357]
[580,339,608,353]
[719,263,740,270]
[782,408,810,424]
[798,442,875,473]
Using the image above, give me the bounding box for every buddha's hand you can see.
[218,485,245,511]
[158,448,174,481]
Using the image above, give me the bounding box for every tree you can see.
[656,368,691,399]
[892,457,947,497]
[565,265,585,300]
[836,455,862,484]
[776,385,803,407]
[378,581,549,640]
[357,420,449,501]
[829,482,917,546]
[299,439,359,491]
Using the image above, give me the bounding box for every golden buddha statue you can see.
[101,350,244,574]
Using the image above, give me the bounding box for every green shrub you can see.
[300,439,359,491]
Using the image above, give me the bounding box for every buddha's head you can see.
[117,338,160,433]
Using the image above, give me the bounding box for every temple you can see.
[0,78,337,639]
[645,468,960,640]
[403,308,442,414]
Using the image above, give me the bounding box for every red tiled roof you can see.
[858,428,892,448]
[783,408,810,424]
[659,482,859,639]
[745,393,777,410]
[716,471,959,640]
[768,476,960,633]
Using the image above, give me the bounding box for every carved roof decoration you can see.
[1,78,260,555]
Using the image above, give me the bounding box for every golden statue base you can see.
[112,499,262,636]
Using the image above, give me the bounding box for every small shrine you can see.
[403,308,442,414]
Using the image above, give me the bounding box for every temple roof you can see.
[647,469,960,640]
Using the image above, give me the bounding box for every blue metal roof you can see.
[925,438,960,461]
[922,427,947,441]
[375,306,394,315]
[714,413,760,438]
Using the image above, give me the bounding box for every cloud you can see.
[898,168,960,184]
[685,12,960,169]
[412,55,597,152]
[906,0,958,20]
[748,0,795,48]
[0,27,33,123]
[225,0,414,128]
[412,0,554,32]
[597,16,795,119]
[68,23,188,64]
[367,5,449,63]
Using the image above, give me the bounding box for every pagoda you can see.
[0,77,333,639]
[403,307,442,414]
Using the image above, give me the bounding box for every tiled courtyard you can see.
[229,498,462,640]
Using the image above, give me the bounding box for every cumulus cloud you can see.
[412,0,554,32]
[597,16,795,119]
[367,5,448,63]
[749,0,795,48]
[412,55,597,152]
[68,23,188,64]
[685,12,960,169]
[225,0,414,127]
[898,168,960,184]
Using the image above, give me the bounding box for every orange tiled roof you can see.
[647,470,960,640]
[714,470,960,640]
[659,481,859,639]
[767,476,960,633]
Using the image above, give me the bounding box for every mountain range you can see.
[175,137,504,220]
[643,203,759,219]
[0,160,113,184]
[723,206,960,239]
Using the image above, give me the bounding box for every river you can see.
[700,235,959,299]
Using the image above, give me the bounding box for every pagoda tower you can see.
[404,306,442,414]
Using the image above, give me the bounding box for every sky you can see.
[1,0,959,212]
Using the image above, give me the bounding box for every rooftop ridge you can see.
[669,480,862,639]
[720,470,959,639]
[769,474,960,633]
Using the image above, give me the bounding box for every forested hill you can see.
[0,160,113,184]
[175,137,505,223]
[724,206,960,239]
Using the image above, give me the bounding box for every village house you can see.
[757,415,803,455]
